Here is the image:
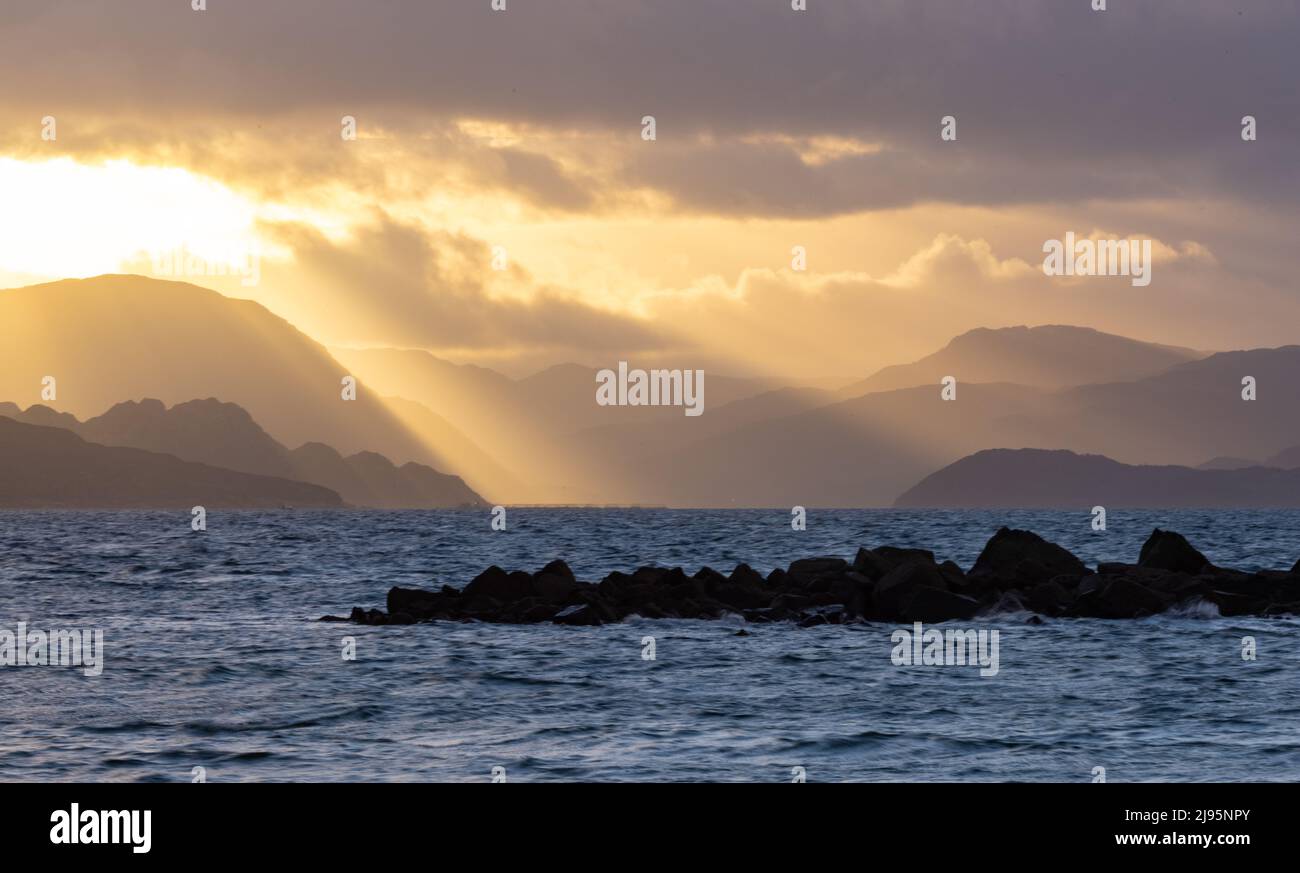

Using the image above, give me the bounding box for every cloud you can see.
[2,0,1297,217]
[256,212,665,355]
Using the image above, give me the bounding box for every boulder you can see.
[851,548,892,580]
[533,571,579,603]
[729,563,766,587]
[969,527,1088,588]
[786,557,848,585]
[903,586,980,622]
[463,566,534,602]
[387,586,446,618]
[1138,529,1213,574]
[873,561,948,619]
[874,546,937,569]
[552,604,602,626]
[1025,580,1072,615]
[1070,578,1172,618]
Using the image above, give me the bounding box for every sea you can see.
[3,508,1299,782]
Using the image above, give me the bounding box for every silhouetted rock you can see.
[1139,529,1213,574]
[340,527,1300,627]
[969,527,1089,589]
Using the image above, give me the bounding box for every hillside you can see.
[0,417,342,509]
[895,448,1300,508]
[839,325,1204,397]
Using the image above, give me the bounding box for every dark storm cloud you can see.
[3,0,1297,214]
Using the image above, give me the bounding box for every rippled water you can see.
[3,509,1299,782]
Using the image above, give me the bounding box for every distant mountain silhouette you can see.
[0,276,500,492]
[838,325,1204,397]
[1266,444,1300,469]
[1196,456,1263,471]
[331,346,782,503]
[0,398,485,508]
[622,345,1300,507]
[0,417,342,509]
[287,443,481,509]
[895,448,1300,508]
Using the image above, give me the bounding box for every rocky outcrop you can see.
[332,528,1300,627]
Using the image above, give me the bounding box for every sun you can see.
[0,157,270,285]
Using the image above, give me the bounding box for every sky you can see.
[1,0,1298,380]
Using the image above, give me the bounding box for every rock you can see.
[1291,558,1300,575]
[734,629,751,637]
[904,586,980,622]
[533,571,579,603]
[342,530,1284,627]
[553,604,602,626]
[851,547,892,580]
[970,527,1088,588]
[1025,580,1072,615]
[1071,578,1173,618]
[463,565,534,602]
[536,559,575,582]
[1138,529,1213,574]
[729,563,766,587]
[873,561,949,620]
[786,557,848,585]
[387,586,446,618]
[318,614,349,622]
[874,546,937,569]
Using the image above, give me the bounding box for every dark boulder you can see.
[463,565,534,602]
[553,604,602,626]
[786,557,848,586]
[904,586,980,622]
[536,559,575,581]
[873,561,948,620]
[851,547,892,580]
[1070,578,1172,619]
[729,563,766,587]
[874,546,937,569]
[1138,529,1213,574]
[1025,580,1072,616]
[533,571,579,603]
[387,586,447,618]
[970,527,1089,588]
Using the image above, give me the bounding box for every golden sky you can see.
[2,1,1299,380]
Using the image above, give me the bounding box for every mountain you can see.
[1197,456,1263,471]
[330,347,784,503]
[0,417,342,509]
[838,325,1204,397]
[0,398,485,508]
[80,398,293,479]
[627,344,1300,507]
[287,443,482,509]
[895,448,1300,508]
[1266,445,1300,469]
[1042,346,1300,465]
[0,276,499,488]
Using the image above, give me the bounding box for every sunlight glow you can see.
[0,158,270,279]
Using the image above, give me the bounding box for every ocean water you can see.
[3,508,1299,783]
